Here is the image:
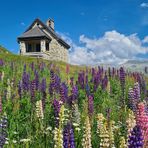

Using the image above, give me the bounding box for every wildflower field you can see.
[0,53,148,148]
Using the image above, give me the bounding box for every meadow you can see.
[0,51,148,148]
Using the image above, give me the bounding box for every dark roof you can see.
[18,18,70,49]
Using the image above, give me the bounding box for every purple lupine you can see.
[78,71,85,89]
[30,62,34,71]
[128,88,137,112]
[0,59,4,67]
[119,67,125,96]
[128,125,144,148]
[53,99,61,127]
[85,83,90,96]
[68,85,78,106]
[30,79,36,104]
[0,116,7,147]
[18,81,22,99]
[40,78,46,110]
[63,122,75,148]
[34,70,39,91]
[70,77,74,87]
[22,71,30,92]
[133,82,140,102]
[0,97,2,113]
[60,82,68,103]
[101,75,108,91]
[54,75,61,93]
[88,95,94,117]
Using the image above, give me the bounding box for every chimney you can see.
[46,18,54,30]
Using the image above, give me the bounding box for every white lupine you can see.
[36,100,44,120]
[126,109,136,136]
[1,71,4,82]
[82,116,92,148]
[6,79,11,100]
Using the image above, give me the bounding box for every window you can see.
[46,42,49,51]
[27,44,32,52]
[36,44,41,52]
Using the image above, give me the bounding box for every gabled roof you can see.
[18,18,70,49]
[18,26,52,40]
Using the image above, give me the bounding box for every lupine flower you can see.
[0,96,2,113]
[101,75,108,90]
[18,81,22,99]
[63,122,75,148]
[40,78,46,110]
[53,105,65,148]
[106,81,110,95]
[6,79,11,100]
[88,95,94,117]
[119,137,127,148]
[126,109,136,136]
[68,85,78,106]
[0,59,4,67]
[133,82,140,101]
[128,125,143,148]
[128,88,137,112]
[60,83,68,103]
[53,99,62,127]
[119,67,125,97]
[108,121,115,148]
[136,102,148,145]
[72,103,81,129]
[96,114,110,148]
[0,116,7,147]
[82,116,92,148]
[36,100,44,120]
[0,71,4,82]
[30,80,36,104]
[34,70,39,91]
[30,62,34,71]
[22,71,30,92]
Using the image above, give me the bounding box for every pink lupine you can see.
[136,102,148,146]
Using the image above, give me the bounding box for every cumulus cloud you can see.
[143,36,148,43]
[140,2,148,8]
[58,30,148,65]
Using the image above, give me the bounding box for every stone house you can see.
[17,18,70,62]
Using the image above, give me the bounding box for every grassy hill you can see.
[0,45,11,54]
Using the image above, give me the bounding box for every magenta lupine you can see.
[128,125,144,148]
[136,102,148,145]
[63,122,75,148]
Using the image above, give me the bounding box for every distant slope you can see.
[0,45,11,54]
[120,59,148,73]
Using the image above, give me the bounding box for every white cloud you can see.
[143,36,148,43]
[140,2,148,8]
[58,30,148,65]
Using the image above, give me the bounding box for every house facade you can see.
[17,18,70,62]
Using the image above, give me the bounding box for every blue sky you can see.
[0,0,148,64]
